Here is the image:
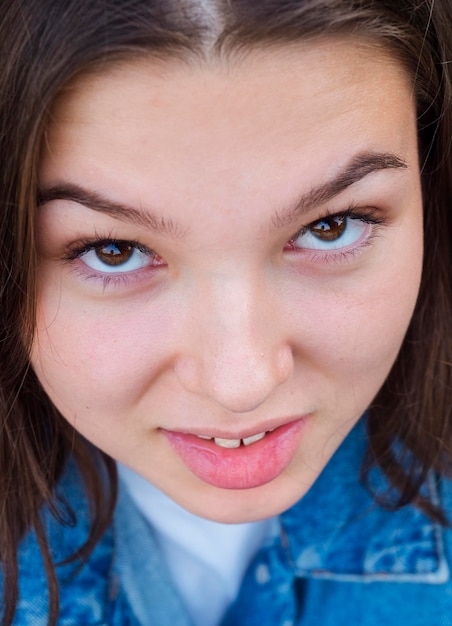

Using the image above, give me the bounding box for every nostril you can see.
[174,344,293,414]
[276,345,294,384]
[173,356,201,393]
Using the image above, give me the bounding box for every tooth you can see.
[196,435,212,440]
[214,437,241,449]
[242,432,266,446]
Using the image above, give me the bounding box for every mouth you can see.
[162,417,307,490]
[194,430,270,448]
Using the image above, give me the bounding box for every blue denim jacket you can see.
[4,420,452,625]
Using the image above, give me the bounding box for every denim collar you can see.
[8,460,118,625]
[279,419,449,583]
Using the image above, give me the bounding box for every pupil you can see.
[311,216,346,241]
[96,242,133,266]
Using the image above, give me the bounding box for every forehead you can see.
[48,37,412,129]
[40,38,416,224]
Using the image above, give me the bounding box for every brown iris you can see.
[95,242,134,266]
[310,216,346,241]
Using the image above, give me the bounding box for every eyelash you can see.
[63,236,163,289]
[62,206,386,288]
[286,206,385,261]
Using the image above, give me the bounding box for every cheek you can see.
[31,291,176,419]
[288,242,423,391]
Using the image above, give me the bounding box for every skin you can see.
[33,39,423,523]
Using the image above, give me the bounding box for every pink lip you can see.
[163,417,307,490]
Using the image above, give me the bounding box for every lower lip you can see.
[163,418,307,490]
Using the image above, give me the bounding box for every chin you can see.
[168,471,313,524]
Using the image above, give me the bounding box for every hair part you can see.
[0,1,451,623]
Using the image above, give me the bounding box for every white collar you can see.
[118,463,275,626]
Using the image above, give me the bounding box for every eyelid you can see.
[64,236,155,260]
[284,204,387,264]
[289,205,385,241]
[62,235,166,290]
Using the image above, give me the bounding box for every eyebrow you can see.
[271,151,408,230]
[37,184,186,239]
[38,150,407,238]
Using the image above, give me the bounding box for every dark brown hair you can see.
[0,0,451,624]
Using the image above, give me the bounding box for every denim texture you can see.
[3,419,452,625]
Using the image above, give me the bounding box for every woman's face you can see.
[33,39,423,522]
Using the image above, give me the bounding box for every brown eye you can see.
[288,213,370,253]
[75,238,165,275]
[310,216,346,241]
[95,242,134,266]
[78,239,164,274]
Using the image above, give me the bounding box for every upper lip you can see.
[164,414,308,440]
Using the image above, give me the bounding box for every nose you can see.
[174,278,294,413]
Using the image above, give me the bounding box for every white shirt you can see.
[118,463,275,626]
